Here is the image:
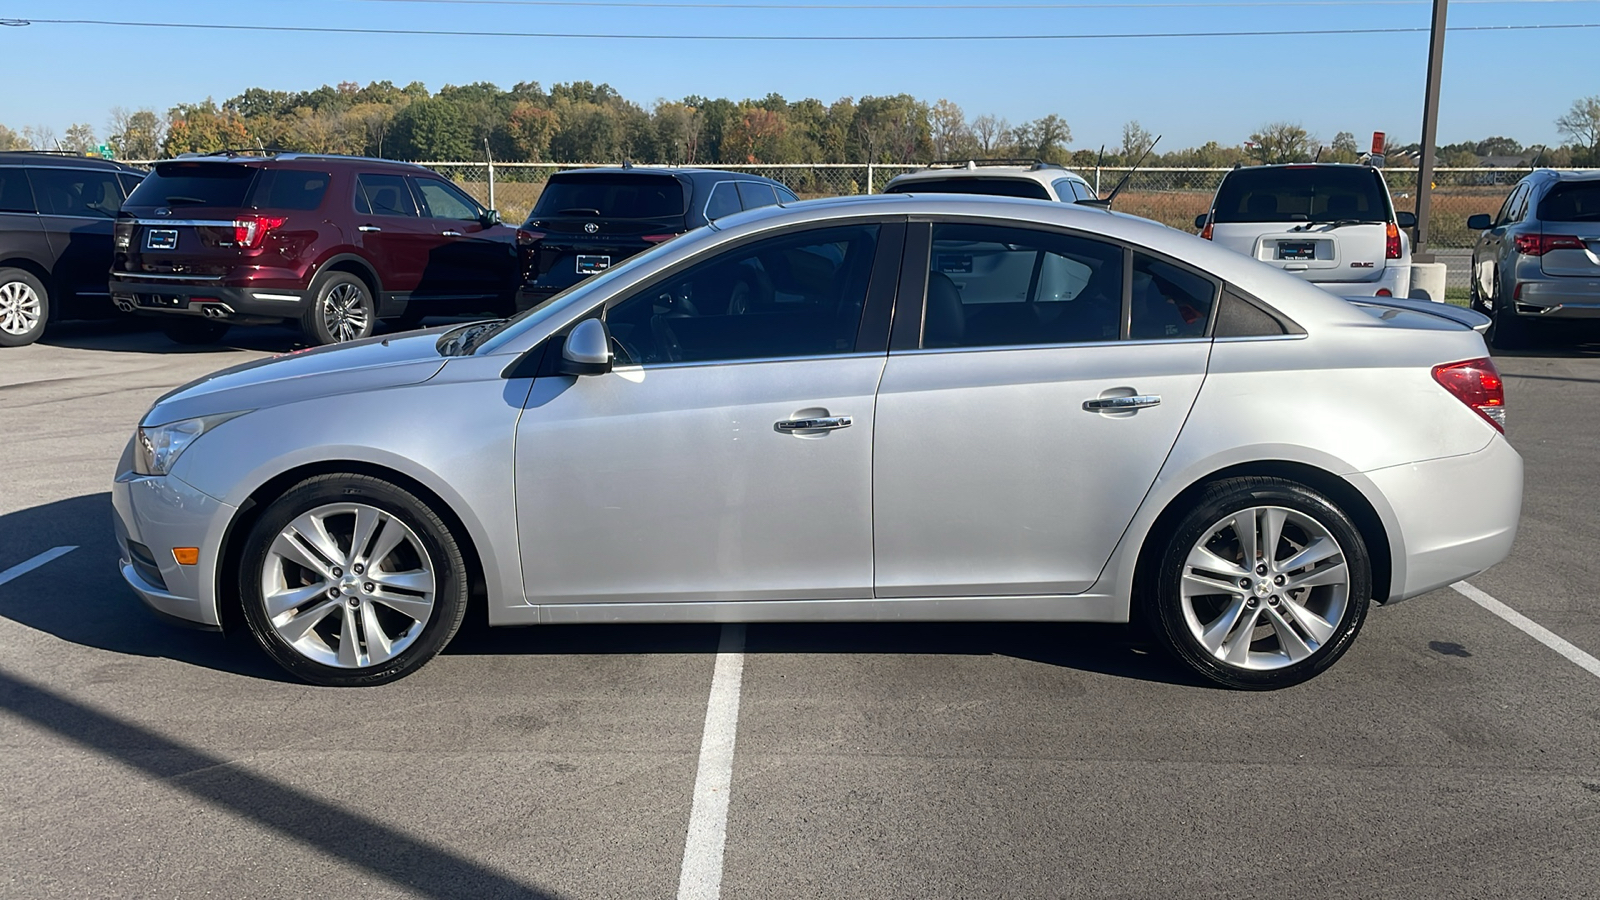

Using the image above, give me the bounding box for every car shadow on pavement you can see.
[3,493,1208,688]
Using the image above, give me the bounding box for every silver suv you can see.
[884,160,1095,203]
[1197,164,1415,300]
[1467,169,1600,349]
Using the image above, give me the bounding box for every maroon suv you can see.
[111,153,518,345]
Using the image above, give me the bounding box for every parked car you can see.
[1195,163,1416,300]
[114,194,1521,689]
[0,152,145,347]
[883,159,1096,203]
[516,166,797,309]
[1466,169,1600,348]
[111,153,518,346]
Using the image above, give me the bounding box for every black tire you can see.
[161,318,231,345]
[302,271,376,345]
[0,268,50,348]
[237,474,469,686]
[1142,477,1372,690]
[1487,286,1534,350]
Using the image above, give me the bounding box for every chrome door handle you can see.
[775,416,852,433]
[358,225,382,233]
[442,230,463,237]
[1083,395,1161,411]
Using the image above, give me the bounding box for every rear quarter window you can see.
[886,178,1051,200]
[127,163,258,209]
[249,169,332,211]
[0,168,36,213]
[1536,182,1600,222]
[1213,167,1389,224]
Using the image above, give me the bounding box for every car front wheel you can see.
[1145,477,1372,689]
[238,474,469,686]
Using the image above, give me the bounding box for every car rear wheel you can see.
[303,272,375,345]
[1487,293,1533,350]
[161,318,231,345]
[1144,477,1371,689]
[0,269,49,348]
[238,474,469,686]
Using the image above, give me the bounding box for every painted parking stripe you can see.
[676,623,747,900]
[0,547,77,588]
[1453,581,1600,680]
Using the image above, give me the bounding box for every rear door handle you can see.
[1083,395,1161,412]
[775,416,852,433]
[358,225,382,233]
[442,230,463,237]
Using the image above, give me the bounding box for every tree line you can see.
[1,80,1596,168]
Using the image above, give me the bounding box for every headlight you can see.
[134,412,250,476]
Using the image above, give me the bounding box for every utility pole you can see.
[1413,0,1448,262]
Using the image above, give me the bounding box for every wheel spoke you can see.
[1222,606,1262,664]
[360,601,396,663]
[372,593,433,623]
[1286,560,1348,591]
[271,530,337,581]
[1199,595,1250,654]
[337,603,365,667]
[1260,507,1288,564]
[265,581,332,619]
[349,506,385,563]
[364,517,408,569]
[1182,571,1240,599]
[290,512,348,569]
[1186,544,1250,580]
[274,598,341,644]
[368,567,433,594]
[1263,604,1315,662]
[1235,510,1260,567]
[1280,595,1338,645]
[1278,537,1340,575]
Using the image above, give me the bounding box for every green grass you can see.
[1445,286,1470,307]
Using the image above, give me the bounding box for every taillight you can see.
[1432,357,1505,433]
[641,233,680,244]
[1385,221,1402,259]
[1375,288,1393,297]
[233,215,285,250]
[1200,221,1213,241]
[1513,233,1587,256]
[516,228,546,247]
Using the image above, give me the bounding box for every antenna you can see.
[1081,135,1160,209]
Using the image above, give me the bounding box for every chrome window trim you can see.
[1212,333,1310,344]
[701,180,743,222]
[888,336,1213,357]
[615,350,885,372]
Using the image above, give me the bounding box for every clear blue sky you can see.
[1,0,1595,153]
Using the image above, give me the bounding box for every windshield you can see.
[886,178,1050,200]
[531,174,686,219]
[1537,182,1600,222]
[126,162,258,209]
[1213,166,1390,224]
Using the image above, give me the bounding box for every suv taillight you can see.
[1385,221,1402,259]
[1514,233,1586,256]
[516,228,546,247]
[1199,220,1213,241]
[234,215,286,250]
[1432,357,1505,433]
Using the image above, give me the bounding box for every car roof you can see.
[886,163,1088,189]
[1537,168,1600,183]
[0,151,146,174]
[160,153,428,172]
[547,166,789,186]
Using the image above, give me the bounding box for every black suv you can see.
[0,152,145,346]
[516,167,797,308]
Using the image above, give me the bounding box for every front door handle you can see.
[1083,395,1161,412]
[775,415,852,433]
[442,230,463,237]
[358,225,382,233]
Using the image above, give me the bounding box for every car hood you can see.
[141,328,455,426]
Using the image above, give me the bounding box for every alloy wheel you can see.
[0,280,42,336]
[260,502,436,669]
[320,282,371,342]
[1178,505,1350,671]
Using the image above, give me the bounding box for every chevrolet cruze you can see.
[114,194,1522,689]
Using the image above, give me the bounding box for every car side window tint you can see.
[776,186,799,203]
[604,223,880,366]
[1130,253,1215,340]
[251,169,332,211]
[1495,185,1526,226]
[704,182,740,221]
[355,173,418,218]
[1510,185,1533,222]
[736,181,779,212]
[0,168,36,213]
[414,177,481,221]
[923,223,1124,349]
[1053,178,1088,202]
[117,173,142,200]
[27,168,124,219]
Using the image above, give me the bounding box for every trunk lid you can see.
[1208,164,1395,284]
[1535,179,1600,277]
[1211,221,1389,283]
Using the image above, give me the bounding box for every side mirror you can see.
[559,318,612,376]
[480,208,502,227]
[1193,214,1208,230]
[1395,211,1417,228]
[1466,213,1493,231]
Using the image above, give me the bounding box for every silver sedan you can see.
[112,194,1523,689]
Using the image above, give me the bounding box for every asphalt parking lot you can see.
[3,319,1599,900]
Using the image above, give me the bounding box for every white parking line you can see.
[0,546,77,588]
[676,623,747,900]
[1453,581,1600,680]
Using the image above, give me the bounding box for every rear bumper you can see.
[1366,435,1523,602]
[109,277,306,325]
[1310,264,1410,298]
[1512,278,1600,319]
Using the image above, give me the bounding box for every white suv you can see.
[1197,163,1416,298]
[884,160,1096,203]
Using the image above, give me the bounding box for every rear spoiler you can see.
[1343,296,1489,333]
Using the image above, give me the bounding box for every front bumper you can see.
[109,277,306,325]
[111,453,237,628]
[1365,434,1523,602]
[1512,278,1600,319]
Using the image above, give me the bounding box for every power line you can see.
[6,17,1600,39]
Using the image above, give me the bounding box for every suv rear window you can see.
[250,169,332,211]
[886,178,1050,200]
[1213,167,1389,224]
[1536,182,1600,222]
[532,174,685,219]
[127,162,258,209]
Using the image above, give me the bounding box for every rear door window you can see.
[1130,253,1216,340]
[1213,167,1389,223]
[0,168,37,213]
[28,168,125,219]
[704,182,741,221]
[735,181,779,212]
[532,174,686,219]
[1536,182,1600,222]
[413,177,482,221]
[354,173,418,217]
[126,162,257,209]
[249,169,332,211]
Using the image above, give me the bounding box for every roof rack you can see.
[925,158,1065,171]
[167,150,425,168]
[0,149,102,157]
